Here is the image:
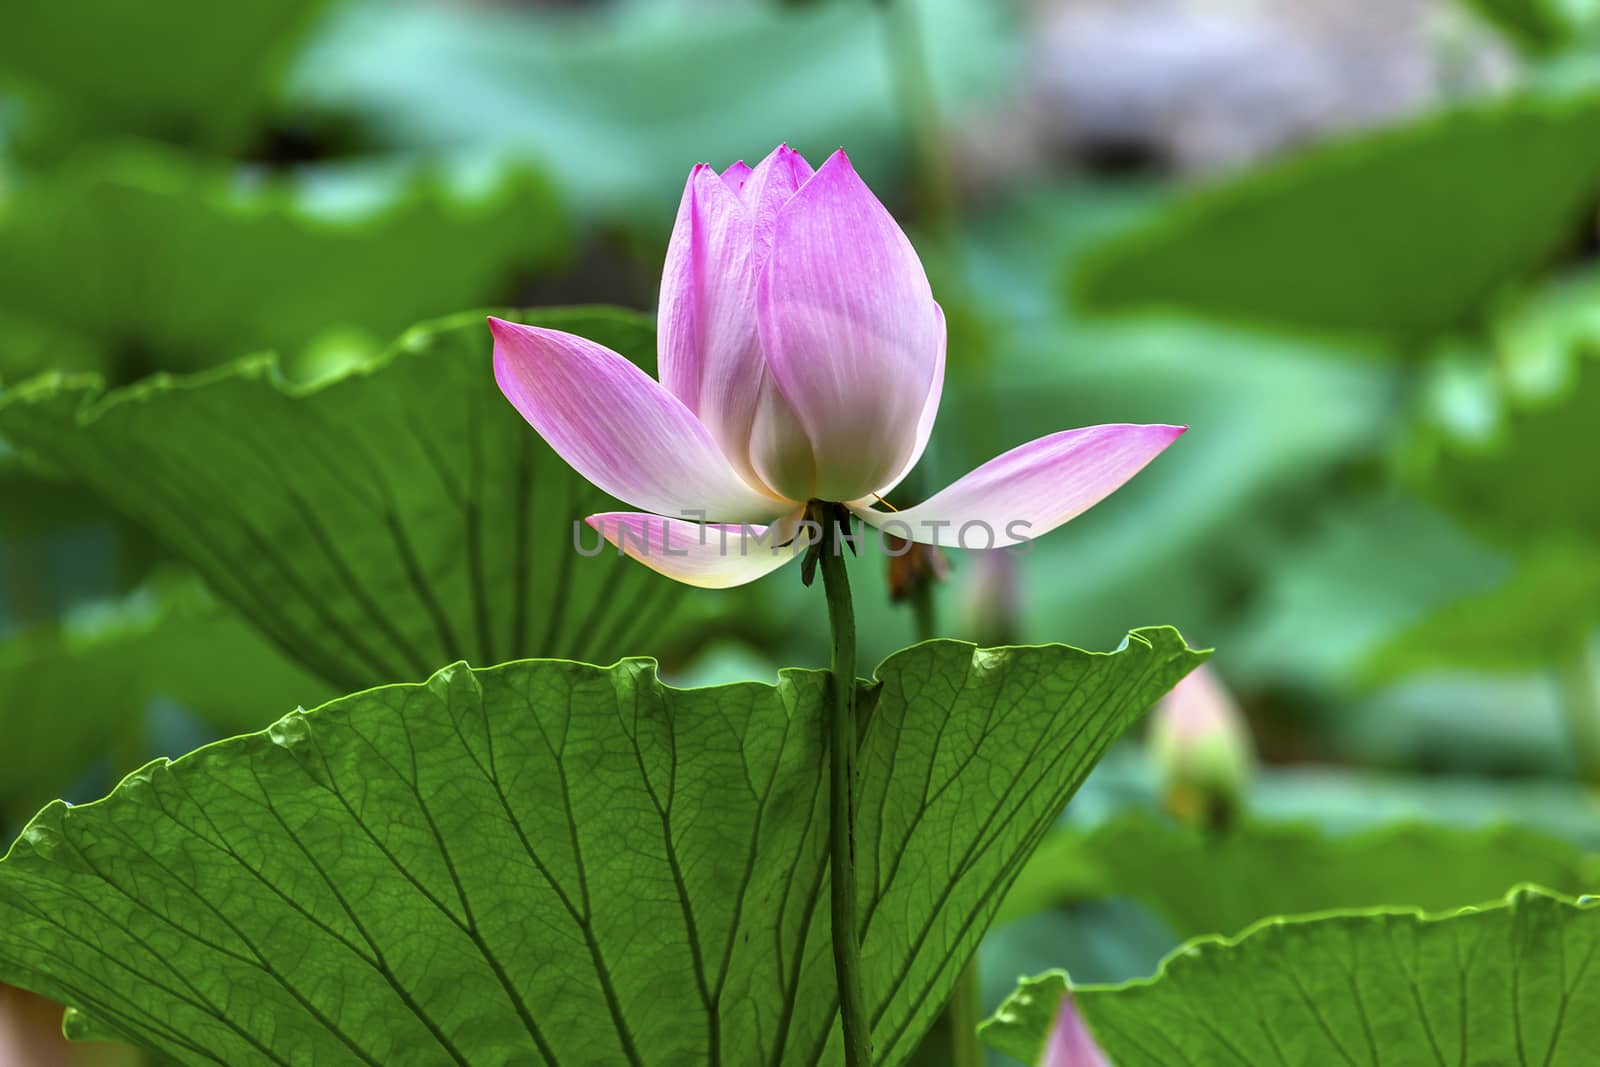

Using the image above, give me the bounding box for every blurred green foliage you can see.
[0,575,330,828]
[1003,814,1598,937]
[1368,544,1600,676]
[0,0,330,156]
[286,0,1012,218]
[0,148,564,382]
[1461,0,1600,53]
[1075,88,1600,347]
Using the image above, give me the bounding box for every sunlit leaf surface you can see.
[983,887,1600,1066]
[0,632,1202,1066]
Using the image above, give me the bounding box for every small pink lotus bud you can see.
[1041,988,1110,1067]
[1148,664,1256,829]
[963,547,1023,647]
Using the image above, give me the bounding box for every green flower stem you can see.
[911,581,938,647]
[3,539,50,627]
[949,960,984,1067]
[818,507,872,1067]
[875,0,958,241]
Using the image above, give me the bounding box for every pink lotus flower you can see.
[491,145,1184,588]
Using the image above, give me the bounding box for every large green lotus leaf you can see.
[1074,88,1600,346]
[1000,814,1598,935]
[0,631,1203,1066]
[0,0,327,151]
[0,307,703,693]
[287,0,1008,218]
[0,577,332,830]
[0,147,563,379]
[982,886,1600,1066]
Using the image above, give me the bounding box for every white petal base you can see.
[587,510,808,589]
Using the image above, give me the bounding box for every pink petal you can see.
[1157,664,1247,744]
[757,148,941,502]
[1042,990,1111,1067]
[849,424,1186,547]
[491,318,791,523]
[876,301,947,497]
[657,156,811,495]
[586,509,808,589]
[657,166,762,446]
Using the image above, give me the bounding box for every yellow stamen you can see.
[872,492,900,512]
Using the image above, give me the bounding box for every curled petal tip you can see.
[720,160,754,191]
[755,143,815,188]
[806,147,861,189]
[1139,423,1189,443]
[487,315,533,349]
[1150,423,1188,444]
